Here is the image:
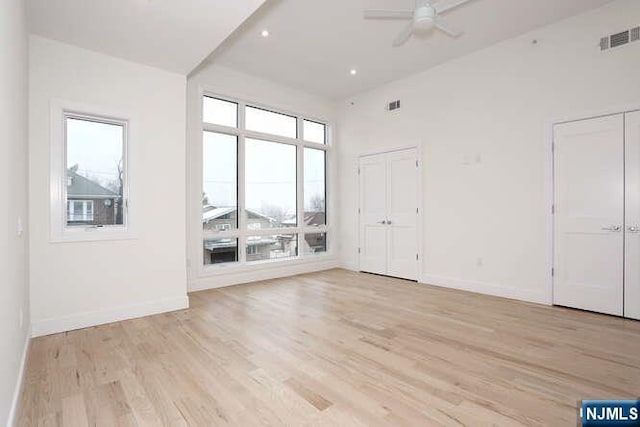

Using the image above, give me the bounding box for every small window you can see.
[245,106,297,139]
[65,115,125,228]
[203,97,238,128]
[215,223,231,231]
[303,120,326,144]
[304,148,326,226]
[203,132,238,231]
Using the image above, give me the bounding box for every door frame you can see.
[358,145,424,282]
[549,103,640,308]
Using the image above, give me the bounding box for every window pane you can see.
[304,148,326,226]
[303,120,326,144]
[204,238,238,265]
[247,234,298,262]
[246,106,297,139]
[65,117,124,227]
[203,96,237,127]
[246,138,296,228]
[303,232,327,255]
[203,132,238,231]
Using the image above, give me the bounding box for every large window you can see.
[201,95,329,267]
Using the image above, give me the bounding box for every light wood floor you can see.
[17,269,640,426]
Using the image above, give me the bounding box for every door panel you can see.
[359,149,419,280]
[625,110,640,320]
[359,154,387,275]
[386,149,419,280]
[554,114,624,316]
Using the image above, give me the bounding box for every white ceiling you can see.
[209,0,616,99]
[27,0,267,74]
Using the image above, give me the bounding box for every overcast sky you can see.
[66,101,326,218]
[66,117,123,192]
[203,133,325,216]
[202,98,326,218]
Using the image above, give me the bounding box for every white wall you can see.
[0,0,30,424]
[337,0,640,303]
[187,65,338,290]
[29,36,188,336]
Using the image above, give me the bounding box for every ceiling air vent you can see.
[601,26,639,51]
[387,100,401,112]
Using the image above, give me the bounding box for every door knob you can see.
[628,225,640,233]
[378,220,387,224]
[387,221,393,225]
[602,225,622,232]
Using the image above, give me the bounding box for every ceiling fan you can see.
[364,0,474,47]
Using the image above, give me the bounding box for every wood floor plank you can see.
[17,269,640,426]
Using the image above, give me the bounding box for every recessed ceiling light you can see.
[350,69,358,76]
[261,30,270,38]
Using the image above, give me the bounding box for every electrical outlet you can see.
[476,257,484,267]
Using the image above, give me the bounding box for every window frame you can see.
[50,100,135,243]
[199,93,330,271]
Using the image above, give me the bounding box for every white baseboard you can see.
[7,326,31,427]
[421,273,551,305]
[189,257,340,292]
[339,261,359,272]
[31,295,189,338]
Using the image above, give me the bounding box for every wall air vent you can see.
[601,26,639,51]
[387,100,401,112]
[611,30,630,48]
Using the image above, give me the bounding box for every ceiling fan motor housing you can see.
[413,5,436,33]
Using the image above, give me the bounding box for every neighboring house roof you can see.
[202,207,236,223]
[67,166,118,198]
[202,205,277,224]
[282,212,326,227]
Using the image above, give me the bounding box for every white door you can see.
[359,149,419,281]
[359,153,388,276]
[386,149,419,280]
[625,110,640,320]
[553,114,624,316]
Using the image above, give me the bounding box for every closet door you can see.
[625,110,640,320]
[359,153,388,275]
[386,149,419,280]
[553,114,624,316]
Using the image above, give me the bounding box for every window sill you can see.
[50,227,137,244]
[199,252,335,277]
[191,253,339,292]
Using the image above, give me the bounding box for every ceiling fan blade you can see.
[434,0,473,14]
[363,10,413,20]
[435,18,463,37]
[393,22,414,47]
